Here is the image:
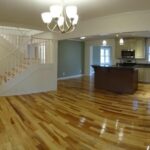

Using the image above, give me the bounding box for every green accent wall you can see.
[93,46,100,65]
[58,40,84,78]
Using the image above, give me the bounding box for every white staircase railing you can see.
[0,27,33,49]
[0,50,24,83]
[0,33,27,81]
[0,49,42,84]
[0,33,31,53]
[0,34,29,84]
[0,33,52,85]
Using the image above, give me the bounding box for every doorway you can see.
[90,46,112,74]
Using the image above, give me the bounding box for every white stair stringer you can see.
[0,64,57,96]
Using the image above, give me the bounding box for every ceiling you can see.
[74,31,150,41]
[1,0,150,30]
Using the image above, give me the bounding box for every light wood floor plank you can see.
[0,76,150,150]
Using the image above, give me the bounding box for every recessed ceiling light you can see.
[80,37,86,40]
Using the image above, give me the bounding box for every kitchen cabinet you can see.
[135,39,145,58]
[144,68,150,82]
[137,68,144,82]
[137,68,150,82]
[116,38,145,59]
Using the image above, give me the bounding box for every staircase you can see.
[0,27,56,96]
[0,57,32,84]
[0,34,28,83]
[0,32,45,88]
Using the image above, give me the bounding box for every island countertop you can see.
[118,63,150,68]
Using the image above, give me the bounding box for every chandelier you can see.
[41,4,79,34]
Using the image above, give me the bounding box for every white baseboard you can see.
[58,74,83,80]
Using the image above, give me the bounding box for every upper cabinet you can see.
[116,38,145,59]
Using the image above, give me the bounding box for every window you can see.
[100,46,111,66]
[148,47,150,62]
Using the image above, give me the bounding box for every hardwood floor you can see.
[0,76,150,150]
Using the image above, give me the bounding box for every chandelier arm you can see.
[57,24,65,33]
[57,23,73,33]
[56,14,66,33]
[66,25,76,33]
[65,18,73,29]
[47,24,54,32]
[64,22,74,33]
[64,10,70,28]
[52,24,57,31]
[60,17,73,33]
[63,7,75,31]
[67,25,75,33]
[47,23,57,32]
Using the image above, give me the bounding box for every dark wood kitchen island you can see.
[92,65,138,94]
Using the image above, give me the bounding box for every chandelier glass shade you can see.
[41,5,79,33]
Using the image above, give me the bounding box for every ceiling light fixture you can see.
[116,34,119,37]
[102,40,107,46]
[80,37,86,40]
[119,38,124,45]
[41,3,79,34]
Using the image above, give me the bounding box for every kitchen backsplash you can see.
[135,58,149,64]
[116,58,150,64]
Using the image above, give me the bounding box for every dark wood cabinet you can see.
[92,65,138,94]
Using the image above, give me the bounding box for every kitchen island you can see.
[92,65,138,94]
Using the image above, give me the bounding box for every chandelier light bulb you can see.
[66,6,77,19]
[72,14,79,25]
[50,5,63,18]
[80,37,86,40]
[58,16,64,27]
[41,12,52,24]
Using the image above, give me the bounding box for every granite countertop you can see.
[92,65,135,69]
[118,63,150,68]
[92,63,150,69]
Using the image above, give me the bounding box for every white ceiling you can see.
[0,0,150,30]
[71,31,150,41]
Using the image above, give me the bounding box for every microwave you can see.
[121,50,135,59]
